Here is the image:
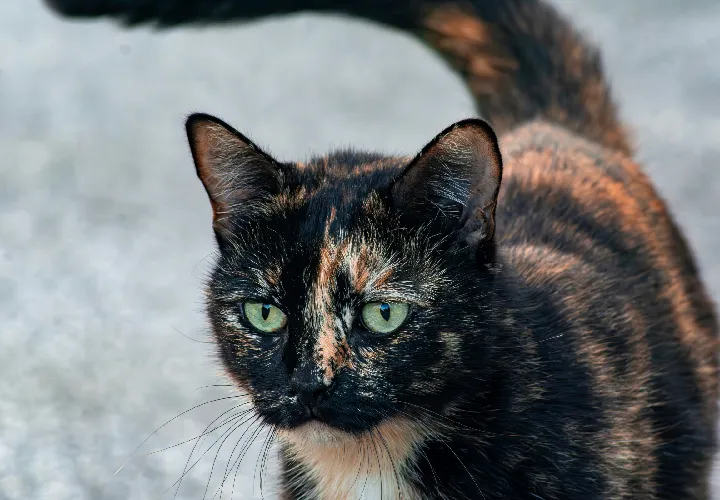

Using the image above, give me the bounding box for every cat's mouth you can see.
[295,406,349,435]
[276,400,377,445]
[291,392,353,429]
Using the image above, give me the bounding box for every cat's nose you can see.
[289,366,327,409]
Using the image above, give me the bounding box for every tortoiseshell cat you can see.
[47,0,719,498]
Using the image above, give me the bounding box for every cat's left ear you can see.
[390,119,503,247]
[186,113,284,246]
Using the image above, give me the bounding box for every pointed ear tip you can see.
[185,115,206,140]
[185,113,218,132]
[451,118,498,140]
[185,114,241,149]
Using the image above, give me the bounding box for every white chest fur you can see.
[279,418,433,500]
[331,470,408,500]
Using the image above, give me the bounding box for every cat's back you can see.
[495,120,717,395]
[496,120,673,257]
[494,120,718,496]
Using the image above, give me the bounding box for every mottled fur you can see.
[47,0,719,498]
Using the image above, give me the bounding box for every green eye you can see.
[360,302,410,334]
[243,301,287,333]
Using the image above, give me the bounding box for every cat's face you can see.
[187,114,503,438]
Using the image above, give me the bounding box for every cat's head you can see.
[187,113,503,441]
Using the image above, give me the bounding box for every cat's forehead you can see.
[221,155,392,273]
[286,151,410,240]
[223,151,442,301]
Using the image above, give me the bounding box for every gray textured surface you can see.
[1,1,718,498]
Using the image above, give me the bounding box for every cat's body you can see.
[46,0,719,498]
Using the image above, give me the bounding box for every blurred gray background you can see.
[1,0,719,498]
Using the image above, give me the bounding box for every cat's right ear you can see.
[186,113,283,247]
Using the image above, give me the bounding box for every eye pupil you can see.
[379,302,391,321]
[261,304,271,320]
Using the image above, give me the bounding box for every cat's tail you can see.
[45,0,632,155]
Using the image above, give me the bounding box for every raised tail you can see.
[45,0,633,155]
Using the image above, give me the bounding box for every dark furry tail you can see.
[45,0,632,155]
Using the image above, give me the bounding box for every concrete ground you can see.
[0,0,718,498]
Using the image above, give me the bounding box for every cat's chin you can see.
[277,419,360,448]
